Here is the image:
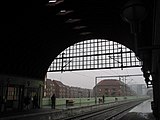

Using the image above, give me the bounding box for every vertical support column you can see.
[152,0,160,119]
[39,84,43,108]
[61,53,65,73]
[120,47,123,70]
[0,82,4,112]
[152,52,160,119]
[18,85,24,111]
[4,81,9,112]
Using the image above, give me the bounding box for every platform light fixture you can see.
[73,26,87,30]
[121,0,147,33]
[56,10,73,16]
[121,0,147,54]
[65,18,81,23]
[47,0,64,6]
[79,32,92,35]
[49,0,56,3]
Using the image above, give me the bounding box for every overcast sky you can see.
[47,67,146,89]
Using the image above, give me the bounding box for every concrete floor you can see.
[119,99,156,120]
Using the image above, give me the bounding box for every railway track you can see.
[60,99,147,120]
[1,98,148,120]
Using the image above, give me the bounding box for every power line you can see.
[95,74,143,79]
[70,71,93,79]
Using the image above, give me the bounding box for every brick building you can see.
[93,79,135,97]
[52,80,66,98]
[44,79,92,98]
[65,85,70,98]
[44,79,55,98]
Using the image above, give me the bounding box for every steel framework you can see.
[48,39,142,72]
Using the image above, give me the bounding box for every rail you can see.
[60,98,148,120]
[0,97,149,120]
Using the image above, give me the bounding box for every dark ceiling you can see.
[0,0,154,79]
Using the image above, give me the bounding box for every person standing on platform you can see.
[24,94,31,110]
[33,94,38,109]
[51,94,56,109]
[102,95,105,103]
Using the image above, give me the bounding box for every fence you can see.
[42,96,148,108]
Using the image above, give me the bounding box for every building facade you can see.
[44,79,92,98]
[93,79,136,97]
[0,75,44,112]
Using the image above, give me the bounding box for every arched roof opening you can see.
[48,39,142,72]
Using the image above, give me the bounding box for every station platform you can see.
[0,107,60,120]
[0,105,93,120]
[0,99,156,120]
[119,99,156,120]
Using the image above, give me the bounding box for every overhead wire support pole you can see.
[124,76,127,96]
[120,47,123,70]
[95,77,97,104]
[61,53,65,73]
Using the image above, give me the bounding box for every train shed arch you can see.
[48,39,142,72]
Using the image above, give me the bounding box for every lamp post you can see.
[78,91,82,106]
[121,0,147,54]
